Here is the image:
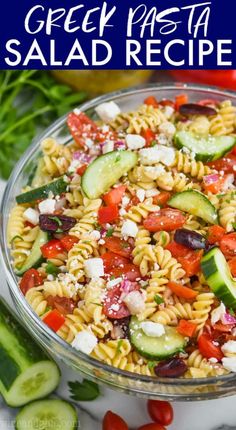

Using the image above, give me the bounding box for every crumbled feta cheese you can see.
[107,277,123,288]
[141,321,165,337]
[85,138,93,148]
[119,208,127,216]
[84,258,104,278]
[208,357,218,364]
[139,146,175,166]
[68,159,81,173]
[23,208,39,225]
[71,331,97,354]
[163,105,175,119]
[95,101,121,122]
[154,263,160,271]
[222,357,236,372]
[145,189,159,198]
[211,302,226,325]
[159,122,176,137]
[222,340,236,355]
[222,174,235,191]
[156,133,169,146]
[121,196,130,207]
[47,274,54,281]
[73,108,81,115]
[88,230,101,241]
[57,273,81,298]
[123,291,145,315]
[126,134,146,150]
[98,239,105,245]
[121,220,138,238]
[38,199,56,214]
[102,141,114,154]
[136,189,145,202]
[144,165,165,180]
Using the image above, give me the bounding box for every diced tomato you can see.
[60,235,79,251]
[67,111,98,147]
[231,146,236,156]
[41,239,64,259]
[141,128,156,147]
[152,192,171,207]
[103,283,139,319]
[98,205,119,224]
[175,94,188,110]
[159,99,175,108]
[144,96,158,108]
[101,252,130,272]
[47,296,76,315]
[103,411,128,430]
[207,154,236,174]
[143,208,186,232]
[177,319,197,337]
[228,257,236,277]
[109,264,141,281]
[203,174,226,194]
[19,269,43,295]
[166,241,190,257]
[178,250,203,277]
[167,282,198,300]
[104,237,132,258]
[147,400,173,426]
[208,225,226,245]
[43,309,65,332]
[103,185,126,206]
[198,333,224,361]
[212,322,235,333]
[76,164,87,176]
[220,233,236,259]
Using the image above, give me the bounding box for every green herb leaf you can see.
[49,216,63,226]
[45,262,59,276]
[106,227,114,237]
[154,294,164,305]
[116,339,123,354]
[68,379,100,401]
[147,361,157,370]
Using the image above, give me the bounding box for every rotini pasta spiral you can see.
[69,198,102,238]
[25,287,48,316]
[219,192,236,232]
[171,150,212,180]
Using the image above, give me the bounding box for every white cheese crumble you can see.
[159,122,176,138]
[107,277,123,288]
[88,230,101,241]
[95,101,121,122]
[222,357,236,373]
[68,159,81,173]
[211,302,226,325]
[139,145,175,166]
[222,340,236,355]
[136,189,145,202]
[38,199,56,214]
[71,331,97,355]
[140,321,165,337]
[143,165,165,179]
[123,291,145,315]
[84,258,104,278]
[163,105,175,119]
[126,134,146,150]
[145,189,159,198]
[73,108,81,115]
[121,196,130,207]
[102,141,114,154]
[23,208,39,225]
[121,220,138,238]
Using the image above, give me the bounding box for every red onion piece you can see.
[221,313,236,325]
[203,174,220,185]
[179,103,217,116]
[120,280,134,293]
[73,151,94,164]
[114,141,126,150]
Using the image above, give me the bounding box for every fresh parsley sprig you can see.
[68,379,100,401]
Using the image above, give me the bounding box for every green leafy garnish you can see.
[0,70,87,179]
[147,361,157,370]
[68,379,100,401]
[154,294,164,305]
[49,216,63,233]
[45,262,59,276]
[106,228,114,237]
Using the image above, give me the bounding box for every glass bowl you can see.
[1,83,236,401]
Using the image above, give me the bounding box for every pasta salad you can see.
[8,93,236,379]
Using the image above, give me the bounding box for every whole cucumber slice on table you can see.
[15,230,48,276]
[16,177,68,204]
[174,131,235,162]
[201,247,236,309]
[82,150,138,199]
[0,298,60,407]
[129,317,186,360]
[15,399,78,430]
[168,190,218,224]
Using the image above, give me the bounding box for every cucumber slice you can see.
[81,150,138,199]
[16,177,68,204]
[174,131,235,162]
[129,317,186,360]
[15,399,78,430]
[168,190,218,224]
[15,230,48,276]
[201,247,236,309]
[0,298,60,407]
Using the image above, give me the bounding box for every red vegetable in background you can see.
[143,209,186,232]
[198,333,223,361]
[147,400,173,426]
[19,269,43,295]
[170,70,236,91]
[103,411,128,430]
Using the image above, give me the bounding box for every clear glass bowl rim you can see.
[1,82,236,390]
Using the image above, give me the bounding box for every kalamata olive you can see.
[47,295,76,315]
[39,214,76,233]
[174,228,206,250]
[154,358,187,378]
[179,103,216,116]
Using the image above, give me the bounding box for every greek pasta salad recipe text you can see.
[8,93,236,379]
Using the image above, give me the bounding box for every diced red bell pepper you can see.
[175,94,188,110]
[177,319,197,337]
[43,309,65,332]
[98,205,119,224]
[167,282,198,300]
[144,96,158,107]
[76,164,88,176]
[141,128,156,147]
[103,185,126,206]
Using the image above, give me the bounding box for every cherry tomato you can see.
[137,424,166,430]
[142,128,156,147]
[43,309,65,332]
[177,319,197,337]
[147,400,173,426]
[144,96,159,107]
[109,264,141,281]
[76,164,87,176]
[103,185,126,206]
[228,257,236,277]
[47,296,76,315]
[175,94,188,110]
[103,283,139,319]
[152,192,171,207]
[60,235,79,251]
[207,154,236,174]
[101,252,130,272]
[103,411,128,430]
[198,333,223,361]
[41,239,64,259]
[67,111,98,147]
[170,70,236,91]
[178,250,203,277]
[231,146,236,156]
[166,241,190,257]
[220,233,236,259]
[143,209,186,232]
[212,322,235,333]
[207,225,226,244]
[98,205,119,224]
[19,269,43,295]
[104,237,133,258]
